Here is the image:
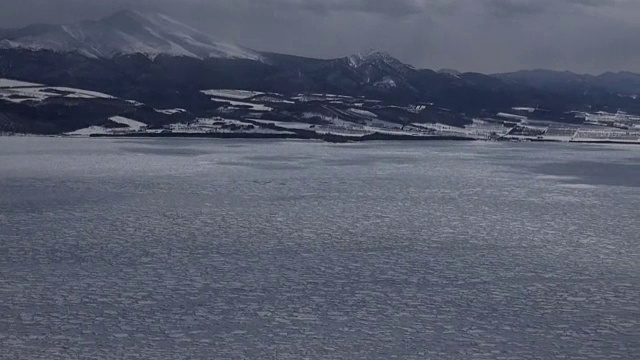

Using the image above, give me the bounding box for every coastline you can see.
[88,132,640,145]
[2,132,640,145]
[86,131,476,143]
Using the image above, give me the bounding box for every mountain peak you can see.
[0,10,264,62]
[348,50,399,68]
[345,50,415,77]
[438,68,461,76]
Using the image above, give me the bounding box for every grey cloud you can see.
[480,0,627,17]
[482,0,547,16]
[278,0,425,16]
[258,0,627,16]
[569,0,629,7]
[195,0,453,17]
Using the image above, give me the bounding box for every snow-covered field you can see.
[155,108,187,115]
[293,94,355,102]
[53,87,114,99]
[512,107,536,113]
[0,79,116,103]
[4,76,637,143]
[574,129,639,141]
[251,118,376,137]
[251,118,427,138]
[365,119,403,129]
[0,79,43,88]
[126,100,145,106]
[203,94,273,112]
[310,93,353,99]
[462,119,511,138]
[348,108,378,118]
[66,126,111,136]
[201,89,265,100]
[497,112,528,121]
[164,118,293,135]
[0,87,61,103]
[313,129,369,137]
[249,119,315,130]
[108,116,147,130]
[66,116,147,136]
[250,95,294,104]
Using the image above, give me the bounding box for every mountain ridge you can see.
[1,10,639,79]
[0,10,263,61]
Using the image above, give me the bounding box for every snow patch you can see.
[155,108,187,115]
[126,100,145,106]
[374,77,397,89]
[497,112,528,121]
[205,95,273,112]
[201,89,265,100]
[512,107,536,113]
[66,126,110,136]
[166,117,292,134]
[250,119,315,130]
[0,79,43,88]
[251,95,294,104]
[348,108,378,118]
[0,87,60,103]
[108,116,147,130]
[0,83,116,104]
[53,87,114,99]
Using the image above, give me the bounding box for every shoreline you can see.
[1,133,639,145]
[89,132,640,145]
[86,131,476,143]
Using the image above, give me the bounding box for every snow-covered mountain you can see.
[0,10,263,61]
[347,51,415,72]
[340,51,417,90]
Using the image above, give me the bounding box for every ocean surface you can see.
[0,137,638,359]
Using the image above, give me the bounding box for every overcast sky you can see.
[2,0,639,73]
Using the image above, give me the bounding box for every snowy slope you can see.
[341,51,417,90]
[108,116,146,130]
[201,89,265,99]
[347,51,414,72]
[0,79,43,88]
[0,78,115,103]
[0,10,263,61]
